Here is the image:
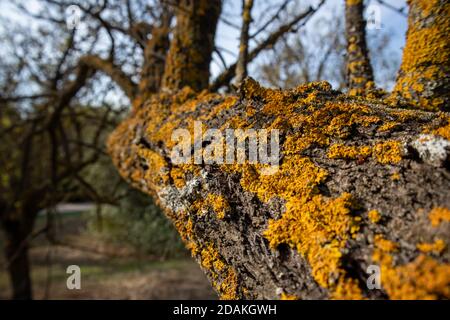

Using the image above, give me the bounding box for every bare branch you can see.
[210,1,324,91]
[80,55,137,99]
[234,0,254,85]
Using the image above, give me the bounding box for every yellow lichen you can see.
[280,293,299,300]
[378,121,400,132]
[327,144,371,160]
[200,243,239,300]
[373,252,450,299]
[431,117,450,140]
[391,172,401,181]
[206,194,230,219]
[327,141,403,165]
[374,235,397,253]
[372,141,403,164]
[417,239,446,254]
[264,193,361,295]
[331,277,364,300]
[368,210,381,224]
[428,207,450,227]
[371,233,450,299]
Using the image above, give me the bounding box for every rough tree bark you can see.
[391,0,450,112]
[109,78,450,299]
[345,0,375,95]
[108,0,450,299]
[161,0,222,92]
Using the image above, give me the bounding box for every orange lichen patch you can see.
[136,147,169,188]
[388,109,418,122]
[378,121,400,132]
[170,166,187,189]
[431,117,450,140]
[217,268,239,300]
[285,132,329,155]
[206,194,230,219]
[280,293,299,300]
[222,115,251,130]
[190,194,230,219]
[240,155,328,203]
[327,141,403,165]
[428,207,450,227]
[240,79,333,119]
[143,88,227,150]
[327,144,371,160]
[198,95,239,122]
[417,239,446,254]
[200,243,223,271]
[372,141,403,164]
[391,172,401,181]
[373,252,450,299]
[170,164,202,189]
[331,277,364,300]
[352,114,380,127]
[264,193,361,295]
[200,243,239,300]
[368,210,381,224]
[173,213,197,252]
[373,235,397,253]
[245,105,257,117]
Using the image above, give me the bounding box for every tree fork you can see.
[108,79,450,299]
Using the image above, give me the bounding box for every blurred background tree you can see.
[257,1,401,91]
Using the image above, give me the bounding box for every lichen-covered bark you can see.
[139,25,171,97]
[392,0,450,111]
[108,78,450,299]
[161,0,222,92]
[345,0,375,96]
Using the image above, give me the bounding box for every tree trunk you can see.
[391,0,449,111]
[161,0,222,92]
[108,78,450,299]
[3,221,33,300]
[345,0,374,95]
[234,0,254,86]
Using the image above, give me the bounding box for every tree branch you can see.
[210,1,324,91]
[80,55,137,99]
